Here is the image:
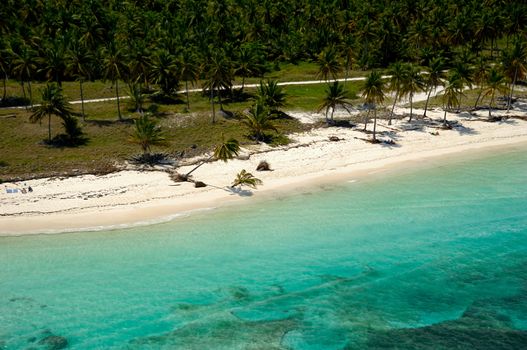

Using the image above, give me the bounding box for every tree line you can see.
[0,0,525,107]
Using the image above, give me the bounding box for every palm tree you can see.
[40,40,67,85]
[401,63,425,121]
[483,68,507,120]
[341,37,355,82]
[231,169,262,189]
[129,114,165,154]
[11,45,37,107]
[473,57,490,109]
[0,42,10,101]
[179,50,200,111]
[422,57,445,118]
[241,103,277,142]
[128,81,145,114]
[102,43,127,121]
[184,134,240,178]
[450,60,474,112]
[127,41,152,89]
[30,83,73,142]
[387,61,407,125]
[149,50,179,96]
[442,74,463,126]
[316,46,342,81]
[502,38,527,113]
[317,81,353,124]
[256,80,287,115]
[361,71,386,142]
[234,46,264,93]
[203,52,233,123]
[66,44,92,120]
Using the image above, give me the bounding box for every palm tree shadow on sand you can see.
[205,183,254,197]
[226,187,254,197]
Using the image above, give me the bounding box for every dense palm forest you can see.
[0,0,525,93]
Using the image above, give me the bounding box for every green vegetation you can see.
[241,103,278,142]
[0,0,526,181]
[318,82,353,124]
[361,71,386,142]
[231,170,263,189]
[30,83,75,143]
[129,114,166,155]
[184,134,240,179]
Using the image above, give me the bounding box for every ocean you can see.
[1,144,527,349]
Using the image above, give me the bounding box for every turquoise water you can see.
[2,145,527,349]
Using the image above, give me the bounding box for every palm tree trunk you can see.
[443,109,447,126]
[185,80,190,110]
[27,80,33,107]
[48,112,51,142]
[80,80,85,121]
[389,96,397,125]
[423,87,433,118]
[2,75,6,100]
[372,108,377,141]
[474,88,483,109]
[241,76,245,92]
[408,94,413,122]
[185,154,214,178]
[211,87,216,123]
[218,86,223,110]
[507,67,518,113]
[330,106,335,122]
[21,81,27,109]
[489,91,495,119]
[115,79,122,120]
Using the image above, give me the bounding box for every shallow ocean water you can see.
[1,145,527,349]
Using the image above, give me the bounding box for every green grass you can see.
[1,59,524,181]
[1,61,369,106]
[2,78,346,180]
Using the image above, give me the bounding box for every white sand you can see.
[2,103,527,235]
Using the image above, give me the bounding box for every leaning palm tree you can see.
[184,134,240,178]
[317,81,353,124]
[30,83,73,142]
[241,103,278,142]
[129,114,165,155]
[256,80,287,115]
[422,57,445,118]
[482,68,507,120]
[387,61,408,125]
[231,169,263,189]
[401,63,425,121]
[361,71,386,142]
[317,46,342,81]
[442,74,463,126]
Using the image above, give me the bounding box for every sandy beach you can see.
[2,103,527,236]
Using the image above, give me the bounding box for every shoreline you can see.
[2,107,527,236]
